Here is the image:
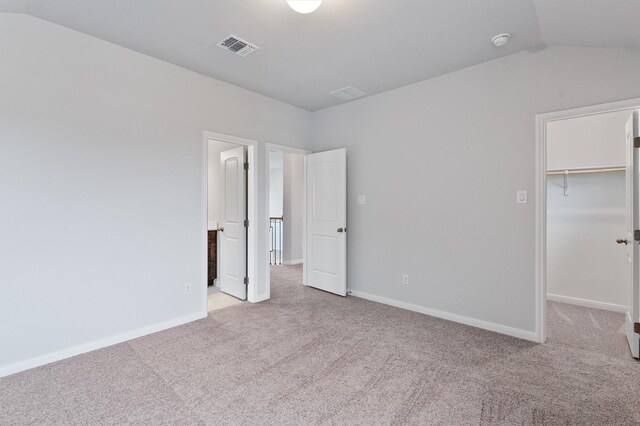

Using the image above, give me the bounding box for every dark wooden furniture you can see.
[208,230,217,285]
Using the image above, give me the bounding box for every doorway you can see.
[535,98,640,358]
[269,150,305,267]
[265,145,348,298]
[203,132,257,310]
[266,144,309,297]
[203,134,348,308]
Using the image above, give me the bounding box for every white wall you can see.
[311,46,640,338]
[0,13,311,375]
[547,111,629,170]
[547,173,626,309]
[269,151,284,217]
[283,153,304,264]
[208,140,238,229]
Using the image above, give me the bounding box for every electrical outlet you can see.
[401,274,409,285]
[516,190,527,204]
[184,283,192,295]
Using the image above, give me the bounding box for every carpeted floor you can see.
[1,265,639,425]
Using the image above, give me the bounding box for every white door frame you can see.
[203,131,257,310]
[535,97,640,343]
[265,143,311,298]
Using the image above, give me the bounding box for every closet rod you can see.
[546,166,625,176]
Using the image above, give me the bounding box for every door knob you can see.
[337,227,345,233]
[616,238,628,245]
[218,227,224,232]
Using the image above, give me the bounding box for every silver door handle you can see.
[337,227,345,233]
[616,238,628,245]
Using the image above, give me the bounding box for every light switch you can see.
[356,195,366,205]
[516,190,527,204]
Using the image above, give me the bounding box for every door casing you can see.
[203,134,314,308]
[535,97,640,344]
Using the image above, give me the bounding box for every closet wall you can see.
[546,110,632,311]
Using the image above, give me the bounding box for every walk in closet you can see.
[546,110,632,311]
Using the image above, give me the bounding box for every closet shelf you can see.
[546,166,625,176]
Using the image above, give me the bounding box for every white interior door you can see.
[306,148,347,296]
[624,111,639,358]
[219,146,247,300]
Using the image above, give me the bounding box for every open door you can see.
[624,111,639,358]
[306,148,347,296]
[218,146,247,300]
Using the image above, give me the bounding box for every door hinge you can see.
[244,277,249,285]
[635,230,640,241]
[634,322,640,334]
[244,162,249,170]
[244,219,249,228]
[634,137,640,148]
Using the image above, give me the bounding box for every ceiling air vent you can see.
[217,34,259,57]
[330,86,367,101]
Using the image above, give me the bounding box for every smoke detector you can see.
[217,34,259,57]
[330,86,367,101]
[491,33,511,47]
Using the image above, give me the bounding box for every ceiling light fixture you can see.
[491,33,511,47]
[287,0,322,14]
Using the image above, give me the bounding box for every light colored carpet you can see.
[1,265,639,425]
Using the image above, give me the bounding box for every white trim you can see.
[0,312,206,378]
[348,290,537,342]
[246,142,258,302]
[624,311,640,357]
[282,259,303,265]
[265,143,312,296]
[547,293,627,313]
[535,111,547,343]
[266,142,310,156]
[203,131,258,304]
[535,97,640,344]
[205,131,257,147]
[303,154,308,285]
[202,134,210,314]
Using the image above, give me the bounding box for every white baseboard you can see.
[252,291,269,303]
[282,259,303,266]
[0,311,206,378]
[347,289,537,342]
[547,293,627,313]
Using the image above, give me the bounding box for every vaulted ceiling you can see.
[2,0,639,111]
